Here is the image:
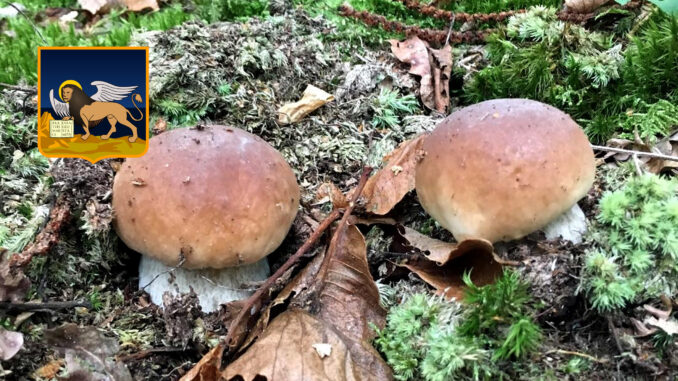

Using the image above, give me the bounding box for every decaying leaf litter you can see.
[1,0,678,380]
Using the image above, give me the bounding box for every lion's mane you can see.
[62,85,99,128]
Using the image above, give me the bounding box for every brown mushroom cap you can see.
[113,126,300,269]
[415,99,595,243]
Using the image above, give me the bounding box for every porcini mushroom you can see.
[112,126,300,312]
[415,98,595,243]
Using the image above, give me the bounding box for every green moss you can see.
[463,7,678,143]
[581,174,678,312]
[371,88,420,129]
[375,270,542,381]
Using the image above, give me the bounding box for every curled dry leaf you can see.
[390,36,452,112]
[358,134,427,215]
[564,0,610,13]
[179,344,223,381]
[396,225,493,265]
[44,323,133,381]
[277,84,335,124]
[224,225,392,380]
[0,327,23,361]
[395,229,501,300]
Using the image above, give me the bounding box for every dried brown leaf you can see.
[0,327,23,361]
[603,135,678,174]
[45,323,132,381]
[224,225,392,380]
[316,182,348,209]
[390,36,451,112]
[359,134,426,215]
[179,344,223,381]
[397,225,493,265]
[428,43,452,113]
[402,246,502,301]
[277,85,335,124]
[33,359,66,379]
[390,36,430,77]
[224,309,371,381]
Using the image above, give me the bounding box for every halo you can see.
[58,80,82,101]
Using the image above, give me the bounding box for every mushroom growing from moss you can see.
[415,98,595,243]
[112,126,300,312]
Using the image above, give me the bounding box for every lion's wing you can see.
[90,81,137,102]
[49,89,70,118]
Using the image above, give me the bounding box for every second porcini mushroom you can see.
[112,126,300,312]
[415,98,595,243]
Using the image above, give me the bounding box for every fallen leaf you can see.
[224,225,392,380]
[358,134,427,215]
[224,309,374,381]
[396,225,493,265]
[0,327,23,361]
[179,344,223,381]
[565,0,610,13]
[390,36,452,112]
[390,35,430,77]
[78,0,158,15]
[428,43,453,113]
[645,316,678,336]
[153,117,167,134]
[33,359,66,379]
[402,245,502,301]
[315,182,348,209]
[603,134,678,174]
[277,85,335,124]
[0,249,30,303]
[45,323,133,381]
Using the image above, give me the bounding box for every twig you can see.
[545,349,609,363]
[118,346,186,362]
[444,14,456,46]
[221,167,373,352]
[591,144,678,162]
[392,0,523,23]
[0,300,91,312]
[10,196,71,269]
[0,83,37,93]
[339,3,493,44]
[1,1,47,44]
[138,256,186,291]
[632,154,644,176]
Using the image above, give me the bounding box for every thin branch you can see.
[221,167,373,353]
[545,349,609,363]
[10,196,71,270]
[591,144,678,162]
[118,346,187,362]
[1,1,47,44]
[0,300,91,312]
[0,83,37,93]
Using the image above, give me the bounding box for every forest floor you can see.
[0,0,677,380]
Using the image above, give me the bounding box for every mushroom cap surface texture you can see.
[415,98,595,243]
[113,125,300,269]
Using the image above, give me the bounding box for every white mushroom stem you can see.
[543,203,588,244]
[139,256,270,313]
